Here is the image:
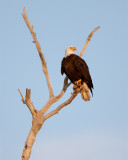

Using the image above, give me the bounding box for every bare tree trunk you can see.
[22,127,39,160]
[19,8,100,160]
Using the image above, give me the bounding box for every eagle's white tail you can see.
[80,82,90,101]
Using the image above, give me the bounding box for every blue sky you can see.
[0,0,128,160]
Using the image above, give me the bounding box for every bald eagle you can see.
[61,46,93,101]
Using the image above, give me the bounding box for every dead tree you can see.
[18,8,100,160]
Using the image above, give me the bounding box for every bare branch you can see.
[44,89,80,120]
[40,76,71,115]
[79,26,100,57]
[22,8,54,98]
[18,89,25,103]
[18,89,37,118]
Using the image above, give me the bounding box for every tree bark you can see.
[22,117,45,160]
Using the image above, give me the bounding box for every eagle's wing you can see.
[61,57,65,75]
[73,56,93,92]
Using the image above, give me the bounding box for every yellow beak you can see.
[71,47,77,51]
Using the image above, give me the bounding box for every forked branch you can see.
[44,89,80,120]
[40,76,71,115]
[18,89,37,118]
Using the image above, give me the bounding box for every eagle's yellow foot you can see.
[73,79,82,92]
[73,85,77,92]
[75,79,82,86]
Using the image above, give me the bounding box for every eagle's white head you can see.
[65,46,77,57]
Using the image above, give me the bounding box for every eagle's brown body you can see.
[61,54,93,95]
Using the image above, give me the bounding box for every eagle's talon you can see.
[73,83,81,92]
[74,79,82,86]
[73,85,77,92]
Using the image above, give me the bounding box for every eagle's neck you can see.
[65,50,75,58]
